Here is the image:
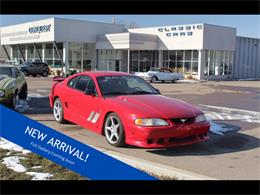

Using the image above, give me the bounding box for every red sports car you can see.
[49,71,210,148]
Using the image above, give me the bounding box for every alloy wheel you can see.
[105,116,120,144]
[53,99,62,121]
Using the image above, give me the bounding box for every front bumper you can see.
[125,122,210,148]
[0,97,11,106]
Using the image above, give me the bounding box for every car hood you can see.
[0,75,14,89]
[106,95,202,119]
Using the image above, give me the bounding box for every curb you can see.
[94,146,218,180]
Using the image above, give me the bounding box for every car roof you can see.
[0,64,17,68]
[77,71,133,77]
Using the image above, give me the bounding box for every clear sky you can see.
[1,15,259,38]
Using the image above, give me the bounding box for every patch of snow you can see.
[209,121,236,136]
[32,166,42,169]
[2,156,27,172]
[27,93,46,98]
[15,99,30,112]
[0,138,31,154]
[200,104,260,124]
[37,89,49,92]
[177,79,200,83]
[26,172,53,180]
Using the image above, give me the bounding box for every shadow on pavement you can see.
[22,97,52,114]
[147,122,260,156]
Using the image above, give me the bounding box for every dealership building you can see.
[1,17,259,80]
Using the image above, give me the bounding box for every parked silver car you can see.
[135,68,184,83]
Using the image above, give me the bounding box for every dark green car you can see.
[0,65,28,108]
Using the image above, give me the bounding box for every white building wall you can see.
[203,24,236,51]
[128,24,204,50]
[96,33,158,50]
[96,33,130,49]
[54,18,125,43]
[1,18,55,45]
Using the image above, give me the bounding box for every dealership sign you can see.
[28,24,51,34]
[158,24,203,37]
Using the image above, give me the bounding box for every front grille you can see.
[168,136,196,143]
[146,134,208,145]
[171,117,194,125]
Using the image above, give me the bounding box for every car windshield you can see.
[97,76,159,97]
[22,62,31,66]
[150,68,160,72]
[0,67,12,76]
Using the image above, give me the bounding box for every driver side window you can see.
[12,68,20,77]
[75,76,90,91]
[74,76,97,96]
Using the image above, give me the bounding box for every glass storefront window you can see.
[169,51,177,70]
[163,50,168,61]
[131,51,138,60]
[224,51,229,75]
[228,51,233,75]
[176,50,183,73]
[209,51,215,75]
[27,44,34,60]
[68,42,95,72]
[185,50,192,61]
[192,62,198,75]
[204,50,209,76]
[205,50,234,76]
[193,50,198,61]
[129,51,159,72]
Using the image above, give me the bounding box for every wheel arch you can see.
[101,110,126,136]
[101,111,115,135]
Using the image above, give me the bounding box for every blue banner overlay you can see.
[0,105,156,180]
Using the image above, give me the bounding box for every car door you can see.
[67,75,100,129]
[162,69,172,80]
[29,62,38,75]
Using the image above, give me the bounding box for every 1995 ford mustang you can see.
[50,71,210,148]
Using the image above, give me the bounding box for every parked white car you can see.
[135,68,184,83]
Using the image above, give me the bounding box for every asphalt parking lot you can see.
[17,76,260,180]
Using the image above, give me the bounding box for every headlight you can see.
[135,118,169,126]
[195,114,207,123]
[0,90,5,97]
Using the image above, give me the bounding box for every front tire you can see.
[104,113,125,147]
[18,84,28,99]
[53,98,66,124]
[9,93,18,109]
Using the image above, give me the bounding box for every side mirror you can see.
[155,88,160,94]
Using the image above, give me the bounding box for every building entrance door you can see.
[115,60,120,71]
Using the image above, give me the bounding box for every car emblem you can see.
[180,119,187,123]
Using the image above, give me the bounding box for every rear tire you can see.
[18,84,28,99]
[53,98,66,124]
[42,70,48,77]
[151,76,157,83]
[23,70,28,76]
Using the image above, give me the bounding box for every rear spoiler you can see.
[53,76,67,82]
